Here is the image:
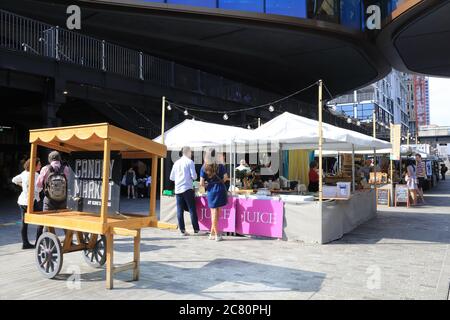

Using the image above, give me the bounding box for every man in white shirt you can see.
[170,146,200,235]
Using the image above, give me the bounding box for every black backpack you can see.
[45,165,67,202]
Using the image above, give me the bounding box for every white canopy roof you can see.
[245,112,391,151]
[154,112,391,152]
[153,119,250,151]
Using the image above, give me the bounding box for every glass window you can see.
[219,0,264,13]
[357,103,374,120]
[266,0,307,18]
[337,105,354,117]
[340,0,362,29]
[167,0,217,7]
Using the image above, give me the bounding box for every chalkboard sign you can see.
[67,152,122,214]
[395,185,410,207]
[377,189,390,206]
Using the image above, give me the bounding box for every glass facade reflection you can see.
[138,0,401,30]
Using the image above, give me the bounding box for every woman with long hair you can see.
[405,158,418,206]
[12,158,42,249]
[199,148,229,242]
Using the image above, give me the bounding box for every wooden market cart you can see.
[25,123,167,289]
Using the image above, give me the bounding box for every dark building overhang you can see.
[1,0,391,102]
[377,0,450,78]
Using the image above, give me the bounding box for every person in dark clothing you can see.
[441,164,448,180]
[308,161,320,192]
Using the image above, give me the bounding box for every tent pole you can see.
[374,148,377,207]
[318,80,323,203]
[160,96,165,197]
[234,142,237,191]
[352,144,355,193]
[372,109,376,138]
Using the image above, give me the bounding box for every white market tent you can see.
[154,112,391,194]
[154,119,250,151]
[154,112,391,152]
[244,112,391,151]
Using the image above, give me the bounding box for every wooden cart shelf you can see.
[25,211,156,235]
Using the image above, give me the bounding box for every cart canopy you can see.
[30,123,167,158]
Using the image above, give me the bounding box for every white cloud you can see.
[429,77,450,126]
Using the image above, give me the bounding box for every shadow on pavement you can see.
[56,258,325,296]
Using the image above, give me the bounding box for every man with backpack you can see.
[37,151,69,211]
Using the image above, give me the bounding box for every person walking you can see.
[405,159,418,206]
[415,154,426,204]
[170,146,200,236]
[441,163,448,180]
[200,148,229,242]
[123,166,137,199]
[37,151,69,211]
[12,158,42,249]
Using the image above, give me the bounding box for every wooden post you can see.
[160,96,166,197]
[150,155,158,218]
[374,148,377,207]
[318,80,323,203]
[351,144,355,193]
[27,142,37,213]
[106,232,114,289]
[372,109,376,139]
[407,130,410,147]
[133,229,141,281]
[100,138,111,224]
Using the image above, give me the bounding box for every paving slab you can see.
[0,177,449,299]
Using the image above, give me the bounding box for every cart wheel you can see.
[83,234,106,268]
[35,232,63,279]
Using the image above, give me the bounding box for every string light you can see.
[184,110,188,116]
[247,125,251,129]
[223,114,229,120]
[356,120,361,126]
[268,105,274,112]
[164,81,318,116]
[347,118,352,124]
[166,104,172,111]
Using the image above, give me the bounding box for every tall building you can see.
[328,70,411,139]
[413,75,430,127]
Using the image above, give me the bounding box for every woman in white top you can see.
[12,158,42,249]
[405,159,418,206]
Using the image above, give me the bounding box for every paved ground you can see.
[0,177,449,300]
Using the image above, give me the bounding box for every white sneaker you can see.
[215,235,223,242]
[208,234,215,240]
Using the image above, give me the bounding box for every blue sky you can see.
[430,77,450,126]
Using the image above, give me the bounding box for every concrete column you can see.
[42,101,61,128]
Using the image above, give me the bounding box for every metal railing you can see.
[328,91,376,105]
[0,9,290,109]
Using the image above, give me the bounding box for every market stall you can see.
[156,110,391,244]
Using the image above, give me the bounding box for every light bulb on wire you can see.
[268,105,274,112]
[223,113,229,120]
[166,104,172,111]
[356,120,361,126]
[347,117,352,124]
[184,110,188,116]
